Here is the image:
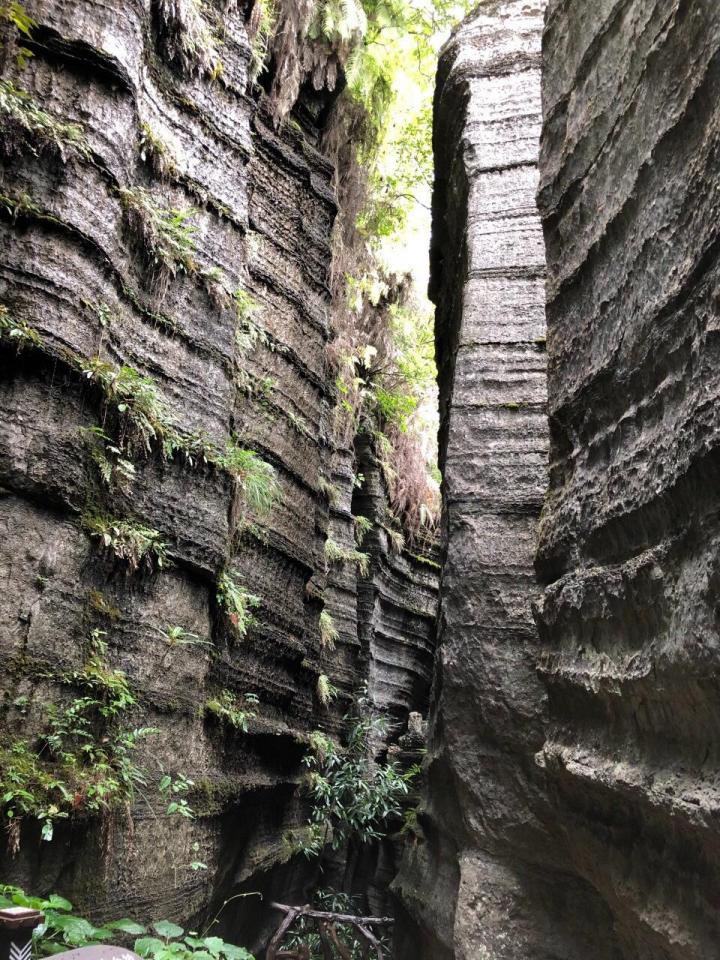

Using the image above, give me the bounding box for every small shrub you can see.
[0,302,41,347]
[83,514,168,573]
[299,701,416,856]
[118,186,197,278]
[0,633,155,848]
[216,571,261,639]
[204,690,258,732]
[316,674,338,708]
[324,537,370,577]
[0,79,90,161]
[319,610,338,651]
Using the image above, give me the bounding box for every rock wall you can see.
[535,0,720,956]
[398,0,720,958]
[394,5,563,957]
[0,0,438,950]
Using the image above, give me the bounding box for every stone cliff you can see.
[536,0,720,955]
[0,0,438,950]
[397,0,720,958]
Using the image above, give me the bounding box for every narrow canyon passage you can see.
[1,1,720,959]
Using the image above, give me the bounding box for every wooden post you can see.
[0,907,44,960]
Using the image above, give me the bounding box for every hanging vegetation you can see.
[249,0,472,539]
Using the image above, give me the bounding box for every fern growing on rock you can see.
[118,186,197,280]
[0,79,90,161]
[155,0,222,78]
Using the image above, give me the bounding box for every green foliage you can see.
[0,888,254,960]
[81,425,137,491]
[0,633,154,848]
[156,0,223,80]
[316,674,338,708]
[139,122,179,179]
[118,186,197,278]
[159,773,195,819]
[1,0,35,68]
[204,690,259,732]
[0,302,41,347]
[161,625,211,650]
[83,514,168,573]
[318,475,340,506]
[247,0,276,78]
[219,442,280,518]
[319,610,339,651]
[216,571,261,639]
[324,537,370,577]
[299,701,415,856]
[353,514,372,545]
[0,79,90,158]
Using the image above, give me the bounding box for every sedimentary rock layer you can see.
[536,1,720,956]
[394,4,564,957]
[0,0,438,948]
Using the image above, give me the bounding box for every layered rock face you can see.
[399,0,720,957]
[0,0,438,948]
[395,4,574,957]
[536,0,720,956]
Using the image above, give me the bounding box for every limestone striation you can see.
[399,0,720,958]
[0,0,438,950]
[393,4,567,957]
[536,0,720,956]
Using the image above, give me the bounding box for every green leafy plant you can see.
[81,425,137,491]
[161,626,211,650]
[204,690,258,732]
[324,537,370,577]
[0,633,155,849]
[0,887,254,960]
[1,2,35,66]
[0,301,41,347]
[159,773,195,820]
[81,359,175,454]
[0,79,90,159]
[219,442,280,518]
[155,0,223,79]
[353,514,372,545]
[83,514,168,573]
[318,475,340,506]
[299,700,415,856]
[319,610,339,651]
[216,571,261,639]
[316,674,338,708]
[118,186,197,278]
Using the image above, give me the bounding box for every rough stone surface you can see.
[398,1,720,958]
[393,4,562,957]
[0,0,438,950]
[535,1,720,956]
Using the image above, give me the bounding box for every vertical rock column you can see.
[395,3,553,957]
